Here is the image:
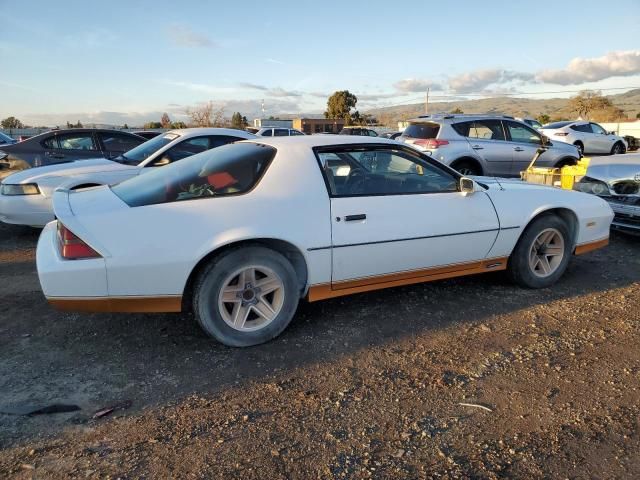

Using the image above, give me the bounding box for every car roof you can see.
[244,135,398,148]
[408,114,517,123]
[164,128,256,139]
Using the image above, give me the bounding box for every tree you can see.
[123,123,129,129]
[171,121,187,129]
[451,107,464,114]
[186,101,226,127]
[568,90,615,120]
[325,90,358,125]
[231,112,247,129]
[143,121,162,129]
[161,112,171,128]
[66,120,83,128]
[1,116,24,129]
[537,114,550,125]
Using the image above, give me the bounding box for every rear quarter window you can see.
[112,143,276,207]
[403,123,440,139]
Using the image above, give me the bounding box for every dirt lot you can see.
[0,221,639,479]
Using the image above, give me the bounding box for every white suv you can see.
[539,121,627,155]
[398,114,581,177]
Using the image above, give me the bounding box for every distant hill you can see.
[366,88,640,124]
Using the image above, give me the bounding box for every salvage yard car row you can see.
[0,122,631,347]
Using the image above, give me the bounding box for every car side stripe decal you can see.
[307,226,520,251]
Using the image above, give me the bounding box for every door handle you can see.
[471,145,483,150]
[344,214,366,222]
[514,147,524,152]
[46,152,65,159]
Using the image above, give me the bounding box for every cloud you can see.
[393,78,443,93]
[536,50,640,85]
[448,69,534,93]
[265,58,286,65]
[358,93,400,101]
[167,24,215,48]
[160,79,237,95]
[238,82,302,97]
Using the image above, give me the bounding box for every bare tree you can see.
[186,101,227,127]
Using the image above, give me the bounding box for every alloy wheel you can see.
[528,228,565,278]
[218,266,285,332]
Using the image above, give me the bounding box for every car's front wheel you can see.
[507,215,572,289]
[611,142,626,155]
[193,246,300,347]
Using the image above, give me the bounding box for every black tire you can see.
[554,157,578,169]
[452,159,481,176]
[611,142,626,155]
[193,246,299,347]
[507,215,572,289]
[573,141,584,156]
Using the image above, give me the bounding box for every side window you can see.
[55,133,97,151]
[261,129,273,137]
[99,132,142,153]
[467,120,505,141]
[505,121,541,145]
[42,136,58,149]
[590,123,606,135]
[161,137,210,164]
[316,148,458,196]
[571,124,591,133]
[290,129,304,136]
[274,129,288,137]
[368,130,378,137]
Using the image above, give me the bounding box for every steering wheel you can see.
[345,167,366,194]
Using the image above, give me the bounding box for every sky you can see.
[1,0,639,126]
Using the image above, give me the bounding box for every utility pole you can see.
[424,87,430,114]
[261,99,265,117]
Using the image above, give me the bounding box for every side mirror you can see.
[459,177,476,195]
[152,156,171,167]
[608,131,616,135]
[541,135,551,146]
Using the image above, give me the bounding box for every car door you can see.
[589,123,615,153]
[315,145,500,287]
[97,132,145,159]
[504,120,545,174]
[42,131,101,166]
[462,120,513,177]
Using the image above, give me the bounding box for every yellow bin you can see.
[560,158,590,190]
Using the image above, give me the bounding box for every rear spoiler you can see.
[52,188,111,257]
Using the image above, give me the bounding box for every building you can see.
[293,118,345,135]
[253,118,293,128]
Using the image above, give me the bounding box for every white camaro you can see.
[0,128,256,227]
[36,136,613,346]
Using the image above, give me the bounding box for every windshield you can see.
[112,142,275,207]
[0,132,14,143]
[402,123,440,139]
[117,133,179,165]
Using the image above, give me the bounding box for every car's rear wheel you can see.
[452,159,481,176]
[508,215,572,289]
[193,246,299,347]
[611,142,626,155]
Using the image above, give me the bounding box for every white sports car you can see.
[0,128,255,227]
[36,136,613,346]
[540,121,627,156]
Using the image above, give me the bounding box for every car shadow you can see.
[0,225,638,446]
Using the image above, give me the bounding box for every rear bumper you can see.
[0,193,54,227]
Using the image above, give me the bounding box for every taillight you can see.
[57,222,101,260]
[554,132,569,136]
[413,139,450,149]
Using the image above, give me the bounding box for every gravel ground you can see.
[0,221,638,479]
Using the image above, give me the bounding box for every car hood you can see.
[0,158,130,184]
[583,154,640,183]
[474,176,557,192]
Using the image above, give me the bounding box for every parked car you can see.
[516,118,543,130]
[0,128,146,178]
[572,152,640,234]
[133,130,163,140]
[540,121,628,155]
[256,127,305,137]
[36,136,612,347]
[398,114,580,177]
[0,128,255,227]
[379,132,402,140]
[0,132,17,147]
[339,127,378,136]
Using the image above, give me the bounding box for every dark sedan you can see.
[0,129,146,176]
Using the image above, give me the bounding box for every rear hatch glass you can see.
[402,123,440,139]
